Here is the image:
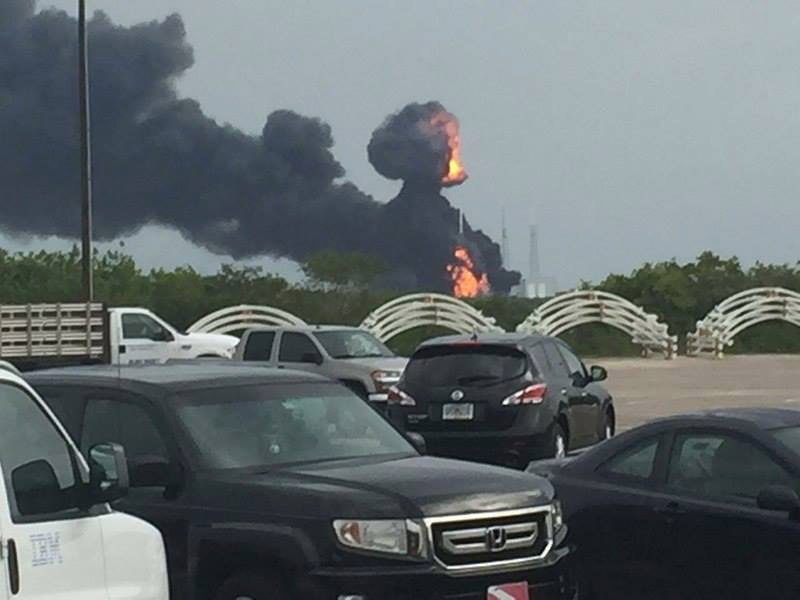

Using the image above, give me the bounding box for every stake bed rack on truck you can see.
[0,302,109,369]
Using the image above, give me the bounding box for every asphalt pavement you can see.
[599,354,800,431]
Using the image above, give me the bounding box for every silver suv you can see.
[232,325,407,403]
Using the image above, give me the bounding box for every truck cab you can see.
[233,325,407,403]
[109,307,239,365]
[0,368,168,599]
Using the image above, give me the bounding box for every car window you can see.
[243,331,276,361]
[122,313,170,341]
[543,342,569,377]
[404,345,531,387]
[0,382,80,519]
[667,432,793,503]
[279,333,321,363]
[599,436,659,481]
[81,398,168,464]
[36,389,86,442]
[557,345,586,379]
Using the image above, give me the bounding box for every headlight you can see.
[371,370,402,392]
[333,519,427,558]
[551,500,564,531]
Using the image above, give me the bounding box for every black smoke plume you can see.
[0,3,519,293]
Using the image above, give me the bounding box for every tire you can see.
[599,408,615,441]
[213,571,289,600]
[551,423,568,459]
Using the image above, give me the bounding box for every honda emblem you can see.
[485,526,508,552]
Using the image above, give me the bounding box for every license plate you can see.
[442,403,474,421]
[487,582,530,600]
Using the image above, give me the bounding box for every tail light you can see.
[387,386,416,407]
[502,383,547,406]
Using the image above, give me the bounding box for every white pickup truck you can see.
[0,303,238,369]
[0,364,169,599]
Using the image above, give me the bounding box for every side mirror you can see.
[153,329,174,343]
[88,442,130,504]
[406,432,427,455]
[590,365,608,382]
[12,459,65,515]
[301,352,323,365]
[757,485,800,514]
[128,455,180,489]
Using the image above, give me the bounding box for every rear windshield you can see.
[404,345,531,387]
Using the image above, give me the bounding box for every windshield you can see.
[313,330,393,359]
[771,426,800,457]
[404,345,531,387]
[174,382,413,469]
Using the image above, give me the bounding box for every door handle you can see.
[7,538,19,594]
[560,388,568,396]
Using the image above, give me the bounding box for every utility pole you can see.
[78,0,94,300]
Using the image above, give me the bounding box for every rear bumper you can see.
[310,545,574,600]
[391,406,555,466]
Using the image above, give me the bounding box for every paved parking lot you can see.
[602,354,800,431]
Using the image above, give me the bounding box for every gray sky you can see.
[27,0,800,287]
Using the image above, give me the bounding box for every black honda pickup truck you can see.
[29,364,574,600]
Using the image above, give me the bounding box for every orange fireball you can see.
[447,246,490,298]
[431,112,467,187]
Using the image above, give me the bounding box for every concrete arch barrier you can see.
[360,293,503,343]
[688,287,800,358]
[516,290,677,359]
[188,304,307,335]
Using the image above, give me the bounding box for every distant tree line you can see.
[0,247,797,356]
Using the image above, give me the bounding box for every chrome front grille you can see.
[426,507,554,575]
[441,521,539,555]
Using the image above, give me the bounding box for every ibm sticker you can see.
[30,533,63,567]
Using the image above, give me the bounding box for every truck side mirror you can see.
[88,442,130,504]
[152,328,174,343]
[12,459,65,515]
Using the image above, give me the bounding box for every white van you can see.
[0,366,169,599]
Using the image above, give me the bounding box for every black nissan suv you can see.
[387,334,614,468]
[29,364,574,600]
